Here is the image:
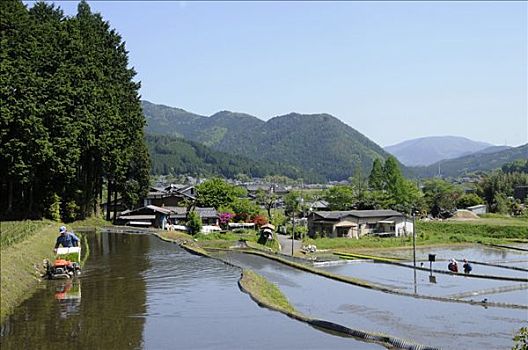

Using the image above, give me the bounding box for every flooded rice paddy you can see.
[1,232,526,349]
[224,245,528,350]
[1,232,380,350]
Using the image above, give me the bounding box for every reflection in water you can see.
[1,232,150,350]
[54,279,81,319]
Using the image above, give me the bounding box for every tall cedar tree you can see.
[368,158,384,191]
[0,0,150,220]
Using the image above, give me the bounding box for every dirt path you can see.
[277,234,302,255]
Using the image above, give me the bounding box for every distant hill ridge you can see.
[409,143,528,178]
[142,100,395,181]
[385,136,498,166]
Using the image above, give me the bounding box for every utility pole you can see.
[291,210,295,256]
[412,212,416,268]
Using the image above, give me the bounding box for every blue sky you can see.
[33,1,527,147]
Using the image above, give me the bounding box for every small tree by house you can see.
[186,211,202,235]
[256,188,278,220]
[231,198,260,222]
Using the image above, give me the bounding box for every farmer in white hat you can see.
[54,226,79,251]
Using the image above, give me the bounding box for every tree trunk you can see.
[106,179,112,221]
[113,183,118,223]
[7,180,13,213]
[28,182,33,216]
[94,179,100,217]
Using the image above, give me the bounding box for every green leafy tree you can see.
[383,156,405,205]
[45,193,61,222]
[350,160,367,202]
[234,173,251,183]
[270,209,286,228]
[196,178,246,209]
[186,210,202,235]
[422,179,463,217]
[365,156,422,214]
[457,193,484,209]
[493,193,511,214]
[231,198,260,222]
[502,159,528,174]
[477,170,528,213]
[255,188,277,220]
[323,185,355,210]
[284,191,302,216]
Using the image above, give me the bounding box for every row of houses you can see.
[117,184,216,229]
[116,183,415,238]
[117,206,414,239]
[116,205,219,229]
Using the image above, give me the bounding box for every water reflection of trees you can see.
[0,232,150,350]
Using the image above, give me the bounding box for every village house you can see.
[116,205,173,228]
[166,207,219,226]
[309,200,329,211]
[116,205,218,229]
[466,204,487,215]
[245,183,290,196]
[143,184,196,207]
[307,209,413,239]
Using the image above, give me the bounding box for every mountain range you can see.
[142,100,526,181]
[142,100,394,181]
[409,143,527,178]
[384,136,508,166]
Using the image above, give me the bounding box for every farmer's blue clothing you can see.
[55,232,79,248]
[463,262,472,274]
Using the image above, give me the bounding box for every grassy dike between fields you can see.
[0,218,105,324]
[155,231,437,350]
[1,221,59,323]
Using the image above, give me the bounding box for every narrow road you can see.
[277,233,302,255]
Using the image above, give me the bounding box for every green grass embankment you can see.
[1,220,60,323]
[416,220,528,244]
[70,216,108,231]
[304,218,528,252]
[238,269,300,316]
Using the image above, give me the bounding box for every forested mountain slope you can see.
[143,101,397,181]
[146,134,308,180]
